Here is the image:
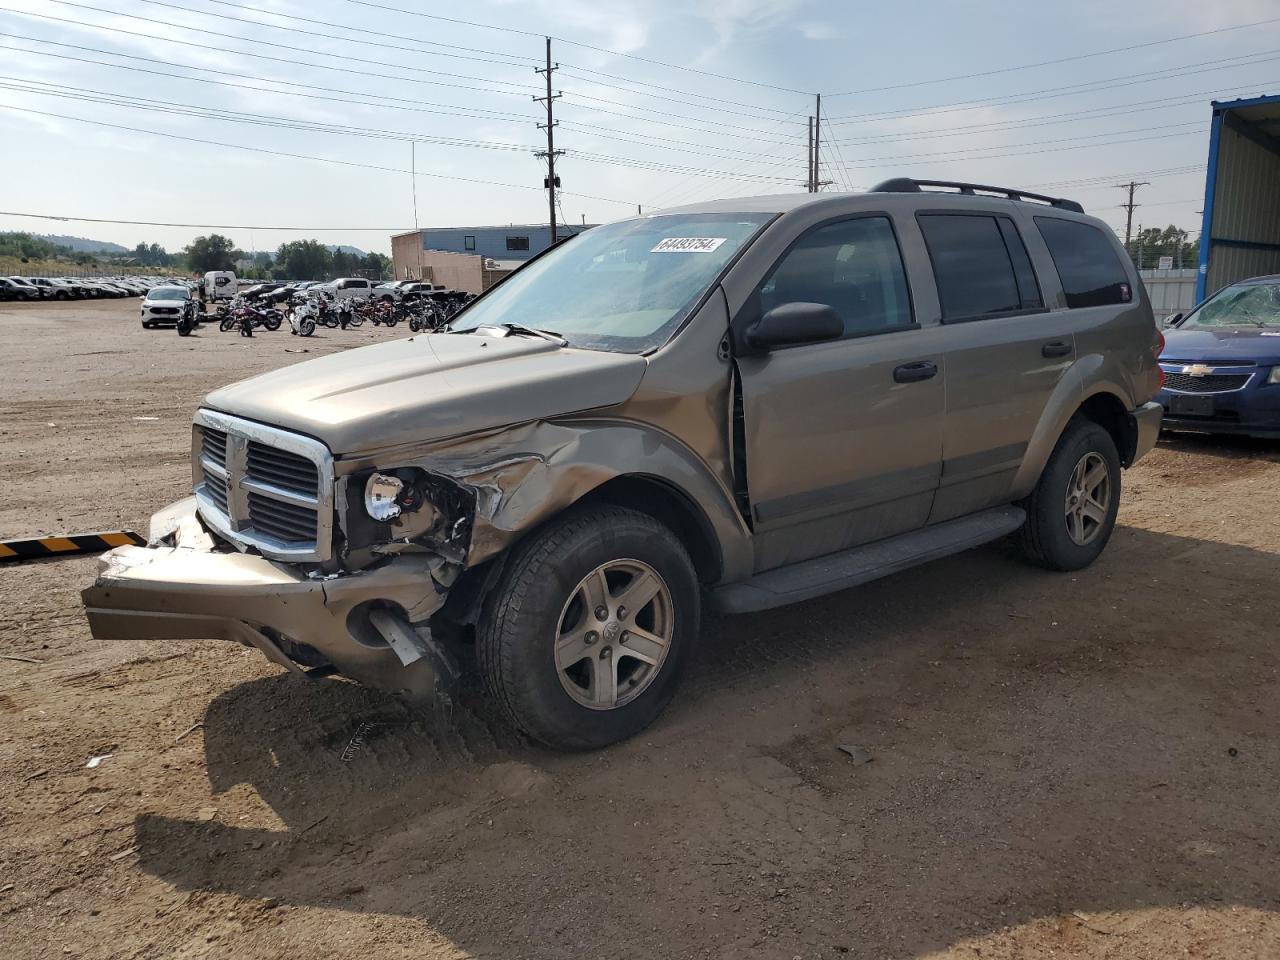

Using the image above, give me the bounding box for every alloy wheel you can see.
[1065,451,1111,546]
[554,559,673,710]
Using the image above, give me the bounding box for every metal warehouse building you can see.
[1198,95,1280,300]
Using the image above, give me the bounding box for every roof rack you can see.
[870,178,1085,214]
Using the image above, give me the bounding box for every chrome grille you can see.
[192,410,333,562]
[247,492,318,541]
[246,442,318,496]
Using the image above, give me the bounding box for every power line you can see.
[825,13,1280,96]
[644,112,810,209]
[103,0,810,121]
[1024,164,1204,190]
[0,210,416,231]
[0,75,540,150]
[0,14,809,145]
[0,42,540,125]
[338,0,814,95]
[81,0,534,68]
[805,122,1206,171]
[0,104,639,205]
[0,75,808,185]
[825,52,1280,125]
[825,76,1280,148]
[0,9,540,98]
[0,28,536,102]
[6,35,802,162]
[165,0,534,63]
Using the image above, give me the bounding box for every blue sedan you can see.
[1158,274,1280,438]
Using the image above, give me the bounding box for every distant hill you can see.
[327,244,367,257]
[37,234,129,254]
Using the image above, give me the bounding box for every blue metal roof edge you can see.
[1210,93,1280,112]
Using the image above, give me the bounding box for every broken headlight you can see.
[365,472,406,522]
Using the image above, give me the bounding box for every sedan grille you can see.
[192,410,333,562]
[1162,371,1252,394]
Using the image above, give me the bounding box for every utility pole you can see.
[807,116,814,192]
[1116,180,1149,251]
[534,37,563,245]
[410,140,422,280]
[813,93,822,192]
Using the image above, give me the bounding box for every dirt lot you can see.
[1,297,1277,960]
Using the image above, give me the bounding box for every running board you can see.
[712,505,1026,614]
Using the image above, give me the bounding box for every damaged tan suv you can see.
[83,179,1164,749]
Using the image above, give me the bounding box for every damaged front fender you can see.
[337,418,752,583]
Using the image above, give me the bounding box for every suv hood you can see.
[1161,326,1280,363]
[203,332,648,454]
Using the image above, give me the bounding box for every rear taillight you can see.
[1154,329,1166,389]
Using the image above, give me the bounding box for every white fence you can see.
[1140,267,1198,322]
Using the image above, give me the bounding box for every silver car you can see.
[83,180,1163,749]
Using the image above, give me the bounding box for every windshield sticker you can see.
[651,237,727,253]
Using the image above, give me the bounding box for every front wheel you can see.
[1017,418,1121,571]
[299,318,315,337]
[477,506,699,751]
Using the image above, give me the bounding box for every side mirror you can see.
[1163,312,1183,328]
[746,302,844,351]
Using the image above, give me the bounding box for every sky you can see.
[1,0,1279,256]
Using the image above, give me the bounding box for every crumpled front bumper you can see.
[80,498,453,696]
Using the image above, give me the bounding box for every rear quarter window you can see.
[1034,217,1131,308]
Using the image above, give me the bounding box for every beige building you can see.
[391,230,522,294]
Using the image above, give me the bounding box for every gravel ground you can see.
[1,297,1278,960]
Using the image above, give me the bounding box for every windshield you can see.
[1182,281,1280,329]
[449,212,771,352]
[148,286,189,301]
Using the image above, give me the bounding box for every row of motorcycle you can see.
[181,291,475,337]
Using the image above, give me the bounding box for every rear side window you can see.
[918,214,1042,322]
[1034,217,1131,308]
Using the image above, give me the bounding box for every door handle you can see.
[893,361,938,384]
[1042,340,1072,358]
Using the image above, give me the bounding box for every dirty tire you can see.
[1018,417,1121,571]
[476,505,700,751]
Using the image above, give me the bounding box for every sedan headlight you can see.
[364,472,405,522]
[1268,367,1280,385]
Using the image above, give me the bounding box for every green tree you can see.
[363,252,390,279]
[184,234,237,272]
[274,239,332,280]
[1125,225,1198,270]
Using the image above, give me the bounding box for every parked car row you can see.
[1,274,177,301]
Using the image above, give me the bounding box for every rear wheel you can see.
[1017,418,1121,571]
[477,506,700,750]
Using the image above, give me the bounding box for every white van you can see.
[201,271,237,302]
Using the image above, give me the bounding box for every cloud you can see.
[798,21,841,40]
